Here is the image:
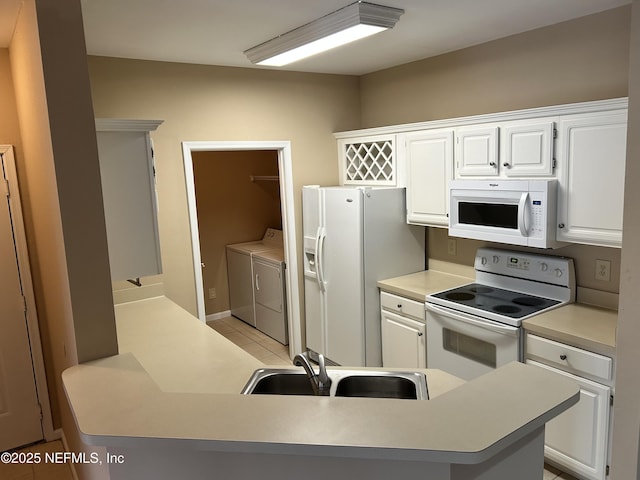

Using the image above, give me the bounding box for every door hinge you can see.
[3,178,9,197]
[552,158,557,170]
[610,394,614,406]
[553,127,558,139]
[606,464,610,476]
[22,295,27,313]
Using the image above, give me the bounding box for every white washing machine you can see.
[252,248,288,345]
[226,229,283,326]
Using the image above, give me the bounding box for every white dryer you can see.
[226,229,282,326]
[252,248,288,345]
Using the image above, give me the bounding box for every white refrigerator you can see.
[302,186,425,367]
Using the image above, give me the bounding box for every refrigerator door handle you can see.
[316,226,327,292]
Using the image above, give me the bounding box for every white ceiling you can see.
[1,0,632,75]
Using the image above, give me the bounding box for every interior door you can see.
[0,152,42,451]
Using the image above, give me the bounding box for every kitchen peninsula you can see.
[63,296,579,480]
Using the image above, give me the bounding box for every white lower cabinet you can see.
[380,292,426,369]
[525,334,613,480]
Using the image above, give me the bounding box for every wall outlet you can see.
[595,259,611,282]
[447,238,457,256]
[208,287,217,299]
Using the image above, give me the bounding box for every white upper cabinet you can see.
[556,110,627,247]
[455,120,556,178]
[455,125,499,176]
[501,120,555,176]
[402,129,454,227]
[335,98,628,242]
[96,119,163,281]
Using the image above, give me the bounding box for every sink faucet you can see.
[293,352,332,396]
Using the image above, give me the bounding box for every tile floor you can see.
[0,440,74,480]
[207,315,293,365]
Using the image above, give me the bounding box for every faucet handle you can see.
[316,354,331,385]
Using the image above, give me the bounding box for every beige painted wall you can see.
[360,6,631,128]
[611,0,640,477]
[87,56,361,319]
[192,150,281,315]
[0,50,22,152]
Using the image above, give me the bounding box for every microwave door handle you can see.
[518,192,529,236]
[426,303,518,336]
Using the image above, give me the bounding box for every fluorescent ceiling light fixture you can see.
[244,1,404,67]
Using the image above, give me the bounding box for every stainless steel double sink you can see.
[241,368,429,400]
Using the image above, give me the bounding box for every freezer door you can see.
[322,188,365,366]
[302,186,324,355]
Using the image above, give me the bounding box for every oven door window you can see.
[458,202,518,230]
[442,328,497,368]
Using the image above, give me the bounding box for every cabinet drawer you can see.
[380,292,425,321]
[526,334,612,382]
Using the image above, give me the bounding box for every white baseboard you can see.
[60,431,81,480]
[206,310,231,322]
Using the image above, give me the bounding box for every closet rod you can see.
[249,175,279,182]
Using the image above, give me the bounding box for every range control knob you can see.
[540,262,549,272]
[555,268,563,278]
[481,257,488,266]
[492,255,499,264]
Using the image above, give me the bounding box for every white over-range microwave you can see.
[449,179,561,249]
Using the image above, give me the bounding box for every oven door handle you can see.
[518,192,530,236]
[426,303,519,336]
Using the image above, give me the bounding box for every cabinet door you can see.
[402,129,454,227]
[455,125,499,177]
[556,111,627,247]
[96,121,163,280]
[381,309,426,369]
[502,121,555,176]
[526,360,610,480]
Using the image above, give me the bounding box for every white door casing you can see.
[0,145,54,450]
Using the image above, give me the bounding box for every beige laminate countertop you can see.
[63,296,578,464]
[523,304,617,358]
[377,269,473,302]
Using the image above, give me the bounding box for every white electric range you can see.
[426,248,575,381]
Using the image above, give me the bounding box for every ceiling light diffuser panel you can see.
[244,1,404,67]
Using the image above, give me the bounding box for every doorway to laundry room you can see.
[191,149,281,316]
[182,141,301,360]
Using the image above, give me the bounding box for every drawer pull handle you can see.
[560,354,567,361]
